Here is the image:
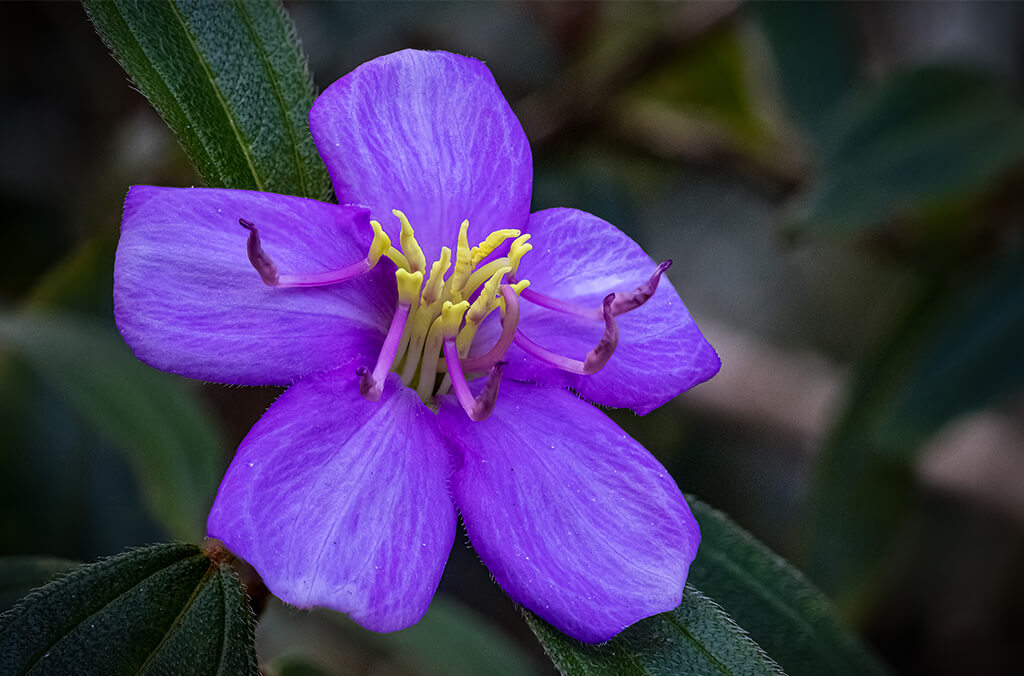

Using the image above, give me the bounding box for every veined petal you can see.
[309,49,532,259]
[506,208,720,414]
[439,382,700,643]
[208,370,456,632]
[115,185,395,385]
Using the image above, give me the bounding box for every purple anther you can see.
[517,259,672,321]
[460,284,521,372]
[240,218,280,286]
[609,260,671,317]
[513,293,620,376]
[356,365,381,401]
[444,338,504,421]
[240,217,377,289]
[582,294,619,374]
[357,303,411,403]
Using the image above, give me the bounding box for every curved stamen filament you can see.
[512,294,619,375]
[443,338,503,421]
[240,218,391,288]
[517,259,672,320]
[357,302,411,402]
[458,284,521,372]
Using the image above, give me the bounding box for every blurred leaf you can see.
[83,0,330,199]
[258,593,537,676]
[0,558,79,613]
[620,24,793,175]
[0,311,224,540]
[524,585,783,676]
[0,543,255,675]
[802,245,1024,608]
[687,498,887,676]
[787,66,1024,235]
[751,1,858,148]
[369,596,536,676]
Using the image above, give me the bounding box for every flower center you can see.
[367,210,531,408]
[239,209,671,421]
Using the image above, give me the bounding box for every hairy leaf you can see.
[0,543,255,675]
[524,585,783,676]
[83,0,330,199]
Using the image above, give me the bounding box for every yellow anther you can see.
[450,220,473,292]
[394,209,427,273]
[441,300,470,338]
[467,266,509,325]
[396,269,424,305]
[471,229,520,267]
[422,247,451,304]
[368,221,392,266]
[512,279,530,295]
[508,234,532,274]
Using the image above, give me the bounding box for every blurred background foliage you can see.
[1,1,1023,674]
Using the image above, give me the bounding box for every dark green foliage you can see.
[787,66,1024,235]
[83,0,331,200]
[803,245,1024,603]
[0,312,224,540]
[0,543,256,675]
[523,586,783,676]
[0,559,79,614]
[687,498,887,676]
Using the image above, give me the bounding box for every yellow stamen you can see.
[441,300,470,339]
[508,234,532,274]
[422,247,451,304]
[394,209,427,273]
[396,269,424,305]
[416,316,447,400]
[450,220,473,293]
[368,220,395,267]
[471,229,520,266]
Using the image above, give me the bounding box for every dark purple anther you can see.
[240,218,280,286]
[582,294,619,374]
[609,260,671,317]
[469,362,505,421]
[356,365,382,401]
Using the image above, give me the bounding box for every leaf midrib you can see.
[165,0,266,191]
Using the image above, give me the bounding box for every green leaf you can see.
[786,66,1024,235]
[802,245,1024,607]
[0,543,255,675]
[0,559,79,614]
[83,0,330,200]
[0,311,224,540]
[687,498,887,676]
[751,1,858,148]
[524,585,783,676]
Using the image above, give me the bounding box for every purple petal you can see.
[309,49,532,259]
[505,208,720,414]
[208,370,456,632]
[115,185,396,385]
[439,381,700,643]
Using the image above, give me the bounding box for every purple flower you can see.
[114,49,720,643]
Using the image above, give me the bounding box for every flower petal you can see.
[115,185,396,385]
[208,370,456,632]
[309,49,532,259]
[506,208,720,414]
[439,381,700,643]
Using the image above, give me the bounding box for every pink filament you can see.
[357,302,411,402]
[460,284,521,372]
[512,294,619,375]
[517,259,672,319]
[241,218,373,288]
[443,338,503,421]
